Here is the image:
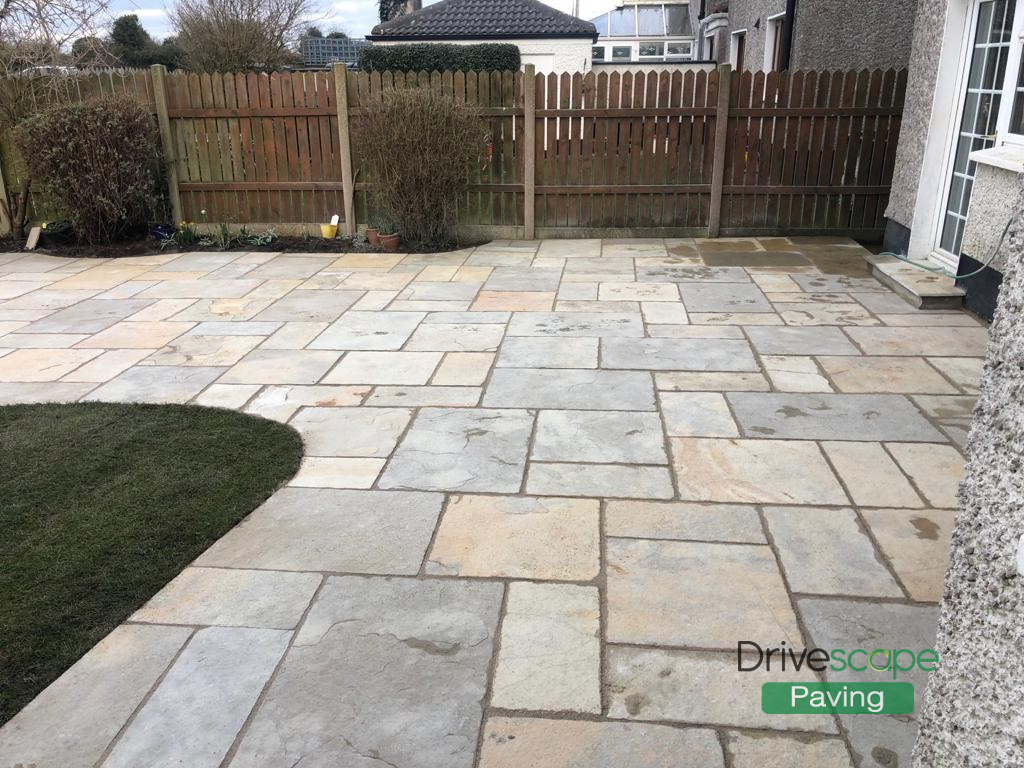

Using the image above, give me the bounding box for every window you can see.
[667,41,692,58]
[998,8,1024,142]
[637,6,665,35]
[765,13,785,71]
[704,34,715,61]
[1011,55,1024,134]
[609,7,637,36]
[612,45,632,61]
[665,4,693,35]
[591,46,606,61]
[940,0,1018,255]
[731,30,746,72]
[639,42,665,58]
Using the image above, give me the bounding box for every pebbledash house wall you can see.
[723,0,915,71]
[885,0,949,245]
[372,37,594,73]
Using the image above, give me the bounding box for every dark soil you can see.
[0,233,484,259]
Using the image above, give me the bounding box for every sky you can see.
[107,0,621,42]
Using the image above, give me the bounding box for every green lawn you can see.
[0,403,303,724]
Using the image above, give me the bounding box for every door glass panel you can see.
[940,0,1016,256]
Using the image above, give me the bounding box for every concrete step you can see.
[865,253,966,310]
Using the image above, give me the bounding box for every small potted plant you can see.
[365,212,384,246]
[377,214,400,253]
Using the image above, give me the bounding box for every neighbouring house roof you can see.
[367,0,599,41]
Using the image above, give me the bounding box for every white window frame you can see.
[764,12,786,71]
[996,14,1024,147]
[730,29,747,68]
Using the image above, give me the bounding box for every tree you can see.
[71,35,115,66]
[170,0,316,72]
[304,24,323,37]
[326,29,348,39]
[110,14,160,67]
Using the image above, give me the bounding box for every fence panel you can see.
[166,70,342,226]
[717,66,906,236]
[0,65,905,239]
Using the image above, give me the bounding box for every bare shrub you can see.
[170,0,315,72]
[354,88,484,247]
[15,97,159,244]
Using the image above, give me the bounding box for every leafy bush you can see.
[355,88,483,246]
[15,97,159,244]
[359,43,520,73]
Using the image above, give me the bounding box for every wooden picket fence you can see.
[0,64,907,239]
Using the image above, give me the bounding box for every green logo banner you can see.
[761,682,915,714]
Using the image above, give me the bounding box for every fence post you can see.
[707,63,732,238]
[151,65,183,226]
[333,62,356,237]
[522,64,536,241]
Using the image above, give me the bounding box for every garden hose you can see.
[875,217,1014,280]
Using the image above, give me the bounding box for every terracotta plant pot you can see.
[365,227,380,246]
[379,233,400,252]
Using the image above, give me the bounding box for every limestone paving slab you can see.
[479,717,725,768]
[679,282,772,312]
[660,391,739,436]
[0,348,100,381]
[672,438,848,504]
[845,326,990,356]
[605,500,765,543]
[860,508,955,602]
[426,494,599,580]
[228,576,502,768]
[797,598,939,768]
[602,337,759,371]
[817,355,960,394]
[0,624,192,768]
[725,733,854,768]
[727,392,947,442]
[289,405,411,457]
[220,348,339,385]
[196,488,443,574]
[379,407,533,492]
[605,647,837,732]
[821,441,925,508]
[532,409,667,464]
[496,336,598,368]
[505,311,643,337]
[606,538,802,647]
[130,566,320,628]
[85,365,225,403]
[308,310,425,350]
[104,627,291,768]
[491,582,601,713]
[527,462,674,499]
[745,326,861,356]
[289,456,385,488]
[886,442,965,508]
[21,298,154,333]
[764,507,903,597]
[406,322,506,352]
[484,367,656,410]
[322,349,441,385]
[365,385,481,407]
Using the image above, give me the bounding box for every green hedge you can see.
[359,43,521,72]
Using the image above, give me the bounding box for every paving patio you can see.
[0,237,987,768]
